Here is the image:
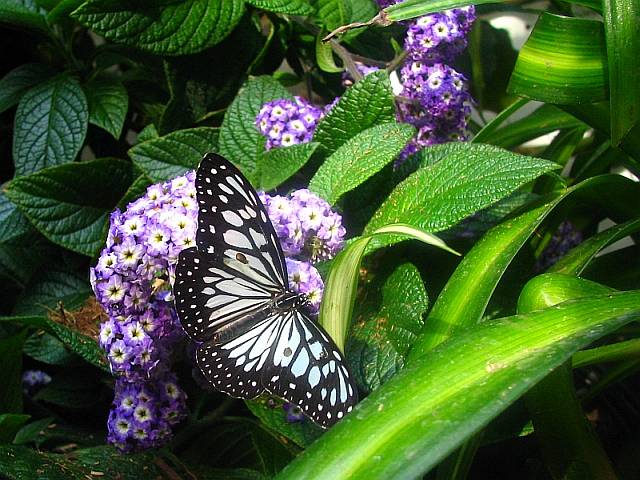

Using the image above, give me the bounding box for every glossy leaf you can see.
[313,71,396,155]
[316,34,343,73]
[23,332,75,366]
[218,76,292,183]
[364,143,558,248]
[603,0,640,144]
[72,0,245,55]
[84,77,128,139]
[309,123,415,205]
[573,338,640,368]
[13,268,91,315]
[128,127,219,183]
[257,142,319,191]
[277,291,640,480]
[508,13,607,104]
[0,0,48,33]
[13,75,88,176]
[312,0,351,30]
[246,0,313,14]
[0,63,52,114]
[5,158,134,256]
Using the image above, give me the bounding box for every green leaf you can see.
[12,417,54,446]
[218,76,292,183]
[603,0,640,144]
[276,291,640,480]
[257,142,319,191]
[117,173,152,209]
[0,331,26,413]
[348,263,427,394]
[14,268,91,315]
[0,414,30,443]
[363,144,559,247]
[0,63,52,114]
[72,0,245,56]
[5,158,134,256]
[12,75,88,176]
[311,0,351,30]
[573,338,640,368]
[47,0,83,23]
[314,71,395,155]
[45,320,108,371]
[246,0,313,14]
[508,13,607,104]
[33,374,101,409]
[128,127,219,182]
[310,123,414,205]
[23,332,75,366]
[320,224,457,351]
[316,34,343,73]
[0,0,48,33]
[84,77,128,139]
[246,401,322,448]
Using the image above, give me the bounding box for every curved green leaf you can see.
[257,142,319,191]
[508,13,607,104]
[314,71,396,155]
[277,291,640,480]
[128,127,219,182]
[0,0,48,33]
[5,158,134,256]
[72,0,245,55]
[312,0,351,30]
[84,77,128,139]
[309,123,414,205]
[13,75,88,176]
[0,63,52,114]
[218,76,293,183]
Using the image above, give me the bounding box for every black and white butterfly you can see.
[174,153,357,428]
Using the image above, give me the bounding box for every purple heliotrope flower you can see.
[255,97,324,150]
[22,370,51,395]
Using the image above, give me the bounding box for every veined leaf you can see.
[257,142,319,191]
[5,158,134,256]
[0,0,48,33]
[0,63,52,114]
[312,0,351,30]
[13,75,88,176]
[309,123,414,205]
[277,291,640,479]
[128,127,219,183]
[84,77,128,139]
[246,0,313,14]
[72,0,245,55]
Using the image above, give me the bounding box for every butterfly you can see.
[173,153,357,428]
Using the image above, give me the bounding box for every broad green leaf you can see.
[5,158,134,256]
[47,0,83,23]
[12,417,54,446]
[518,274,617,480]
[348,263,427,394]
[257,142,319,191]
[0,63,52,114]
[486,104,586,149]
[508,13,607,104]
[245,401,322,448]
[13,268,91,315]
[84,77,128,139]
[320,224,457,351]
[310,123,414,205]
[0,331,26,413]
[218,76,292,182]
[573,338,640,368]
[0,414,30,443]
[72,0,245,55]
[277,291,640,480]
[23,332,75,366]
[471,98,529,144]
[128,127,219,182]
[409,174,640,360]
[311,0,351,30]
[137,124,159,143]
[363,144,559,247]
[0,0,48,33]
[13,75,88,176]
[603,0,640,144]
[246,0,313,14]
[314,71,395,155]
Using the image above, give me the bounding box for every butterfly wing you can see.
[194,153,287,290]
[196,308,357,428]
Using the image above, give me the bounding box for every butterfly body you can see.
[174,153,357,428]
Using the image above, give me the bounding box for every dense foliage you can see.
[0,0,639,478]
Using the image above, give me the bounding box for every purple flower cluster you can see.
[91,174,197,450]
[22,369,51,395]
[256,97,324,150]
[535,221,583,272]
[405,8,476,64]
[398,62,472,153]
[107,373,186,452]
[259,189,347,316]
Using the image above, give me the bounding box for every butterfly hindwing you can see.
[196,309,356,428]
[195,153,287,291]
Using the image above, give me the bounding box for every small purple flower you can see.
[286,259,324,316]
[22,370,51,395]
[255,97,325,150]
[283,402,305,423]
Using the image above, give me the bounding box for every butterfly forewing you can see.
[195,153,287,290]
[196,309,356,428]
